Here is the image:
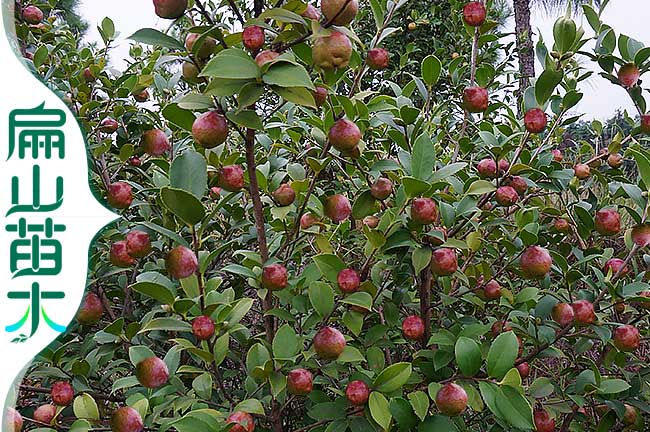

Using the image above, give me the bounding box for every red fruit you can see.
[261,263,288,291]
[337,268,360,293]
[192,111,229,148]
[462,1,486,27]
[435,383,468,416]
[329,119,362,152]
[573,163,590,180]
[22,5,44,24]
[483,280,501,300]
[165,246,198,279]
[411,198,438,224]
[126,230,151,258]
[594,208,621,236]
[604,258,628,276]
[300,213,320,229]
[33,405,56,424]
[134,89,149,102]
[516,362,530,379]
[618,63,640,88]
[302,4,321,20]
[463,86,488,113]
[524,108,547,133]
[153,0,188,19]
[366,48,390,70]
[554,218,570,233]
[82,68,96,83]
[242,26,265,51]
[613,324,640,352]
[632,224,650,247]
[641,114,650,134]
[141,129,171,156]
[346,380,370,405]
[325,194,352,223]
[51,381,74,406]
[226,412,255,432]
[136,357,169,388]
[534,409,555,432]
[498,159,510,173]
[402,315,425,340]
[76,293,104,325]
[624,404,638,425]
[321,0,359,26]
[313,327,346,360]
[572,300,596,326]
[192,316,215,340]
[431,248,458,276]
[110,241,136,268]
[218,165,245,192]
[254,50,279,67]
[507,176,528,195]
[184,33,217,59]
[6,407,23,432]
[607,153,623,168]
[552,149,563,162]
[273,183,296,206]
[477,158,497,178]
[370,178,392,200]
[520,246,552,279]
[100,118,119,134]
[312,31,353,70]
[313,87,328,107]
[491,321,512,336]
[111,406,143,432]
[129,157,142,167]
[210,186,221,199]
[363,215,379,228]
[107,182,133,209]
[551,302,574,326]
[495,186,518,206]
[287,368,313,395]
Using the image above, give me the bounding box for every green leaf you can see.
[308,281,334,317]
[192,373,213,399]
[487,331,518,379]
[139,318,192,334]
[69,419,92,432]
[421,55,442,85]
[411,134,435,181]
[258,7,307,24]
[128,28,184,50]
[553,17,577,54]
[213,333,229,366]
[373,362,413,393]
[432,162,467,182]
[529,377,554,398]
[234,399,265,415]
[129,346,156,366]
[535,68,564,105]
[226,110,263,130]
[337,346,366,363]
[131,281,176,305]
[466,180,496,195]
[162,104,195,132]
[369,392,391,431]
[403,176,431,198]
[312,254,347,284]
[273,324,300,359]
[598,378,630,394]
[178,93,214,110]
[412,247,432,274]
[101,17,115,40]
[73,394,100,420]
[161,187,206,226]
[170,150,208,199]
[221,264,257,279]
[352,190,380,219]
[201,49,260,79]
[407,391,429,421]
[495,386,534,429]
[455,337,482,377]
[139,221,189,247]
[340,292,373,310]
[419,416,459,431]
[389,398,418,431]
[272,86,316,108]
[627,146,650,191]
[263,63,315,90]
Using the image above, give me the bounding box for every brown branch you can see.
[419,266,433,348]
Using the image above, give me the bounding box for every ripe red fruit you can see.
[552,149,563,162]
[594,208,621,236]
[533,409,555,432]
[491,321,512,336]
[618,63,640,88]
[300,213,320,229]
[507,176,527,195]
[6,407,23,432]
[462,1,486,27]
[153,0,188,19]
[34,404,56,424]
[82,68,96,83]
[261,263,288,291]
[302,4,321,20]
[184,33,217,58]
[604,258,628,276]
[51,381,74,406]
[126,230,151,258]
[554,218,570,233]
[402,315,425,340]
[483,280,501,300]
[312,31,353,70]
[613,324,640,352]
[520,246,552,279]
[337,268,360,293]
[551,302,574,326]
[370,178,392,200]
[218,165,245,192]
[100,118,119,134]
[495,186,518,206]
[313,86,328,107]
[498,159,510,173]
[572,300,596,326]
[463,86,488,113]
[632,224,650,247]
[242,26,265,51]
[477,158,497,178]
[192,111,229,148]
[366,48,390,70]
[411,198,438,224]
[76,293,104,325]
[573,163,590,180]
[22,5,44,24]
[431,248,458,276]
[136,356,169,388]
[321,0,359,25]
[363,215,379,228]
[346,380,370,405]
[287,368,313,395]
[435,383,468,416]
[226,412,255,432]
[516,362,530,379]
[273,183,296,206]
[524,108,547,133]
[192,316,215,341]
[607,153,623,168]
[329,118,362,152]
[141,129,171,156]
[254,50,279,67]
[134,89,149,102]
[129,157,142,167]
[111,406,143,432]
[324,194,352,223]
[165,246,198,279]
[641,114,650,134]
[110,241,136,268]
[107,182,133,209]
[313,326,346,360]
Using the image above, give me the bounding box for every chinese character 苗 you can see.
[8,103,66,160]
[6,282,66,341]
[6,217,66,278]
[6,165,63,216]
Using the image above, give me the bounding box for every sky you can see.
[78,0,649,121]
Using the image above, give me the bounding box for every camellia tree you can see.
[7,0,650,431]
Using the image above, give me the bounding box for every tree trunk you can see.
[513,0,535,101]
